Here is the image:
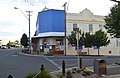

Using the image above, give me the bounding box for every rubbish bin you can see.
[94,59,107,76]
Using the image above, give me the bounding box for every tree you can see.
[93,30,110,55]
[7,41,15,47]
[68,29,110,55]
[67,31,77,46]
[67,29,83,47]
[105,3,120,38]
[20,33,29,47]
[83,32,94,55]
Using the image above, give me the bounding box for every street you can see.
[0,49,58,78]
[0,49,120,78]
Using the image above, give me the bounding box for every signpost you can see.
[76,32,79,69]
[76,32,82,69]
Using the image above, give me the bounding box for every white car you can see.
[1,45,7,49]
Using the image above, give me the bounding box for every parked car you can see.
[1,45,7,49]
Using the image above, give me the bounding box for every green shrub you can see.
[57,72,64,78]
[25,71,52,78]
[36,71,52,78]
[76,69,81,73]
[66,71,71,75]
[66,71,72,78]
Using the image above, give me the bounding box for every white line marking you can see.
[42,56,61,70]
[12,55,18,56]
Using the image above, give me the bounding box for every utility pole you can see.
[26,11,33,54]
[62,2,67,56]
[14,7,33,54]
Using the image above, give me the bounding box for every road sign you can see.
[75,46,83,50]
[93,46,98,49]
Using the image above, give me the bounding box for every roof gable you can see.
[80,8,93,16]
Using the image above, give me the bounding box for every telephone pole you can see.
[63,2,67,56]
[26,11,33,54]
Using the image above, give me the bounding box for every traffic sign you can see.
[75,46,83,50]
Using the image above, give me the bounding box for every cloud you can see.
[0,31,21,43]
[0,0,115,43]
[0,31,19,36]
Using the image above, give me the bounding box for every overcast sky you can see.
[0,0,115,44]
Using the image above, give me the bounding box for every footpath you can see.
[51,64,120,78]
[19,52,120,78]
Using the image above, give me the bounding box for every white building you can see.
[66,8,120,55]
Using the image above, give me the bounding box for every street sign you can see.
[75,46,83,50]
[93,46,98,49]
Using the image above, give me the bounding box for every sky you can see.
[0,0,116,44]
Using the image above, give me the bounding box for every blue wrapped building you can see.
[32,9,65,54]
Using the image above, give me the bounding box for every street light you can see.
[14,7,29,20]
[14,7,33,54]
[76,32,80,69]
[76,31,82,69]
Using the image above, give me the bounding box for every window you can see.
[89,24,93,32]
[56,39,64,51]
[56,39,64,45]
[109,51,112,54]
[99,25,102,30]
[116,39,120,46]
[73,24,79,31]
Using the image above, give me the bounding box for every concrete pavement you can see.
[51,64,120,78]
[104,74,120,78]
[19,52,120,77]
[88,64,120,78]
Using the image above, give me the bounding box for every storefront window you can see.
[56,39,64,45]
[56,39,64,51]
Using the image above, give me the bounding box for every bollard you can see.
[40,64,45,72]
[7,74,13,78]
[62,60,65,75]
[80,58,82,69]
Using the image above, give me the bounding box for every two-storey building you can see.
[32,8,120,55]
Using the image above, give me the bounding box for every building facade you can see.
[32,8,120,55]
[32,9,65,54]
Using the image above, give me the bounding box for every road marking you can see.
[42,56,61,70]
[11,55,18,56]
[33,56,61,78]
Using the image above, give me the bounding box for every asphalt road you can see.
[0,49,58,78]
[0,49,120,78]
